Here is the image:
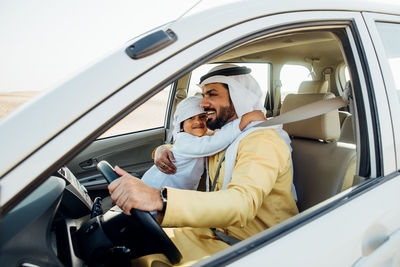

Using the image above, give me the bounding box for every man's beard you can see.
[206,104,236,130]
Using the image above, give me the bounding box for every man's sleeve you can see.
[173,119,241,158]
[160,129,291,228]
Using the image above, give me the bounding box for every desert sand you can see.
[0,91,40,119]
[0,89,169,139]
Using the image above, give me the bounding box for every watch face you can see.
[161,187,167,212]
[161,187,167,202]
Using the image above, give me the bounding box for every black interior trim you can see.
[334,23,382,177]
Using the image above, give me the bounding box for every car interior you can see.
[1,25,366,266]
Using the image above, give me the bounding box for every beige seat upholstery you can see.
[339,114,354,144]
[338,110,351,126]
[298,80,329,94]
[281,93,356,211]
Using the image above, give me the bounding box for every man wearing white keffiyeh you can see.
[109,64,299,266]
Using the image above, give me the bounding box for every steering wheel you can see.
[96,160,182,264]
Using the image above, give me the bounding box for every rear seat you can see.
[281,93,357,211]
[298,80,328,94]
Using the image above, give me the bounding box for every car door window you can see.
[375,22,400,102]
[280,64,312,102]
[98,84,172,138]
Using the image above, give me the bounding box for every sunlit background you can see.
[1,0,399,120]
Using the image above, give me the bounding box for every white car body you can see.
[1,0,400,266]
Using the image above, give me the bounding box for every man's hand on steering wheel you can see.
[108,166,163,216]
[154,145,177,174]
[93,161,182,264]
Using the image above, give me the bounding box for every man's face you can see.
[200,83,237,130]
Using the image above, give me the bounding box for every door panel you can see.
[225,173,400,267]
[67,127,165,194]
[353,227,400,266]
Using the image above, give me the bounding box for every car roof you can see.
[188,0,400,14]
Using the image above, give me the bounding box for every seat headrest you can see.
[298,80,328,94]
[281,93,341,142]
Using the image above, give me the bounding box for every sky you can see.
[0,0,198,93]
[1,0,399,94]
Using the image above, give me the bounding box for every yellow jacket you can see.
[133,128,299,266]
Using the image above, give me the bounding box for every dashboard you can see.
[0,167,95,266]
[57,166,93,217]
[0,165,176,266]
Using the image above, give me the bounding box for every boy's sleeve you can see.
[173,119,242,158]
[160,129,293,228]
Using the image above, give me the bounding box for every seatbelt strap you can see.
[211,228,241,245]
[210,150,226,191]
[254,96,348,128]
[272,80,282,116]
[323,68,333,92]
[209,151,242,246]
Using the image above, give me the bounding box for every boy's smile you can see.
[182,113,208,137]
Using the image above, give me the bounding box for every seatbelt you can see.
[323,68,333,92]
[209,95,348,246]
[272,80,282,116]
[211,228,241,245]
[254,96,348,128]
[210,150,226,191]
[209,150,241,245]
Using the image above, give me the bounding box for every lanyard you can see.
[210,150,226,192]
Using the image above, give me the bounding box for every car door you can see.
[171,10,399,267]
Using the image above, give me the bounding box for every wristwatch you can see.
[160,187,167,213]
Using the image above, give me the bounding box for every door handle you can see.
[79,158,98,170]
[353,229,400,267]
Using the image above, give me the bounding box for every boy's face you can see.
[182,113,208,137]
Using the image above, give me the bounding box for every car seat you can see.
[281,93,357,211]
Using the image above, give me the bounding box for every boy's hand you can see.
[239,110,266,130]
[154,145,177,174]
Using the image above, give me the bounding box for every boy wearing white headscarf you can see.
[141,96,261,190]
